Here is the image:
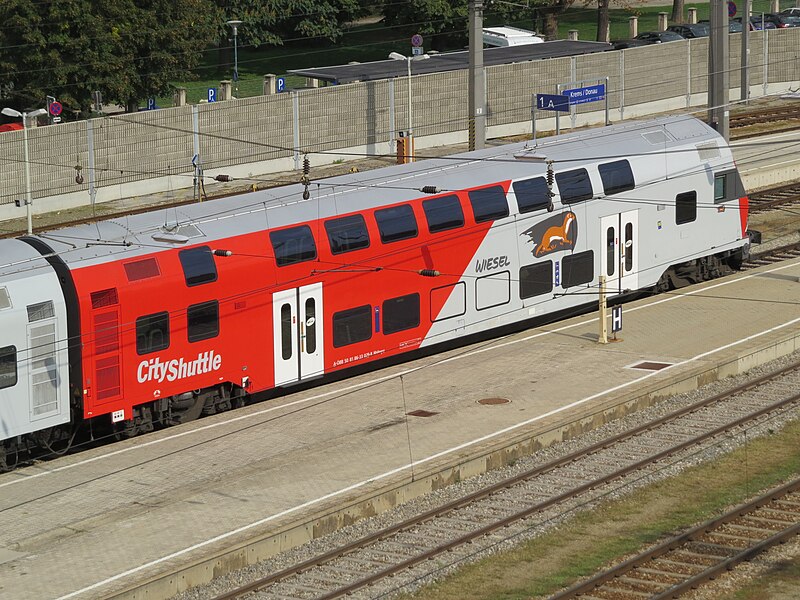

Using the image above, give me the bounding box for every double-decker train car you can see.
[0,115,749,468]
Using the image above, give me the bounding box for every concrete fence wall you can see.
[0,29,797,221]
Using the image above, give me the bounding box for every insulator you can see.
[213,249,233,257]
[417,269,440,277]
[546,167,554,187]
[303,156,310,176]
[215,174,231,182]
[303,188,310,200]
[420,186,440,194]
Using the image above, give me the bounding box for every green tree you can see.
[0,0,218,115]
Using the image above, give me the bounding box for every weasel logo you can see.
[521,211,577,258]
[137,351,222,384]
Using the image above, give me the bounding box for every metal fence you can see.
[0,29,797,209]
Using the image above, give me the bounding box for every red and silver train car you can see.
[0,115,749,467]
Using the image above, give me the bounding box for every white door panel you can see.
[273,284,324,386]
[600,210,638,294]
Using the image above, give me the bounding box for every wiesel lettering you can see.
[475,255,510,273]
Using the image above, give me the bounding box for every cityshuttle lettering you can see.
[475,255,510,273]
[137,351,222,384]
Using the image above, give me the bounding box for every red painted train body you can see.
[0,116,750,467]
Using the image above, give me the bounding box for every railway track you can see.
[206,361,800,600]
[552,477,800,599]
[729,104,800,138]
[747,181,800,215]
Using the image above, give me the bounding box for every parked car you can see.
[612,30,685,49]
[697,19,743,33]
[733,15,777,30]
[667,23,710,38]
[780,7,800,17]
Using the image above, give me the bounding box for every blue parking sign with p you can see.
[277,77,286,93]
[147,98,156,110]
[207,88,217,103]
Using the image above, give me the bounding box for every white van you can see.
[482,26,544,47]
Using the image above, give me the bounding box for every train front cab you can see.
[0,240,70,462]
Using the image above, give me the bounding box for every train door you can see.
[272,283,324,386]
[600,210,638,294]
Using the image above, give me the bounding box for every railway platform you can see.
[2,253,800,600]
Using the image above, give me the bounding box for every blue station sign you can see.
[536,93,570,112]
[563,84,606,105]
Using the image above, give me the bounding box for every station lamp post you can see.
[389,51,429,162]
[2,107,47,235]
[226,20,243,93]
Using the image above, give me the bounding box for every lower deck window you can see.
[519,262,553,299]
[383,294,420,334]
[562,251,594,288]
[333,305,372,347]
[188,301,219,342]
[136,312,170,355]
[0,345,17,389]
[676,191,697,224]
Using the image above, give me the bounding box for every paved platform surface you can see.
[2,255,800,600]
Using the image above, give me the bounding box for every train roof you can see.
[34,114,725,270]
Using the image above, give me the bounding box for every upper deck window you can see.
[179,246,217,286]
[513,177,550,214]
[374,204,418,243]
[556,168,593,204]
[598,160,635,195]
[422,195,464,233]
[270,225,317,266]
[468,186,509,222]
[325,214,370,254]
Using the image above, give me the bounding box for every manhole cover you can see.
[477,397,510,405]
[630,361,673,371]
[407,409,438,417]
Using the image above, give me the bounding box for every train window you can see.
[179,246,217,287]
[270,225,317,266]
[468,186,509,223]
[187,301,219,343]
[606,227,615,276]
[124,258,160,282]
[714,170,745,204]
[333,305,372,347]
[513,177,550,214]
[136,312,170,355]
[476,271,511,310]
[561,250,594,288]
[27,301,54,322]
[0,287,10,310]
[431,282,466,321]
[625,223,634,272]
[422,195,464,233]
[325,214,370,254]
[714,174,726,202]
[676,191,697,224]
[0,345,17,389]
[599,160,635,195]
[280,304,292,360]
[519,262,553,299]
[383,293,420,335]
[304,298,316,354]
[375,204,418,243]
[556,169,593,204]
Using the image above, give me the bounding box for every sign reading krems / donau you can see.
[563,84,606,106]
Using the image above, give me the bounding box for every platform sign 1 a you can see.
[536,93,570,112]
